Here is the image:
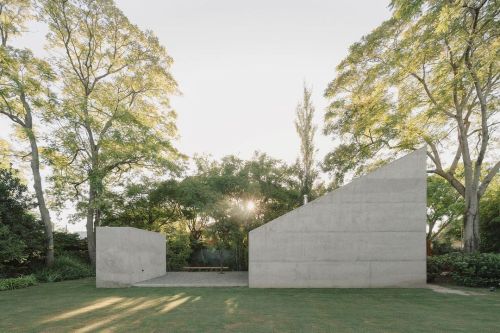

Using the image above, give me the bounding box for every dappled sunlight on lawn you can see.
[39,293,192,332]
[159,296,191,314]
[191,296,202,302]
[41,297,124,323]
[225,297,239,315]
[75,296,176,333]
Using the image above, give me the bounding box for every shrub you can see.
[35,255,93,282]
[430,240,456,255]
[53,232,89,262]
[166,232,192,271]
[427,252,500,287]
[0,168,45,277]
[479,181,500,253]
[0,275,37,291]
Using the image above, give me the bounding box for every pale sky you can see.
[1,0,392,231]
[114,0,392,163]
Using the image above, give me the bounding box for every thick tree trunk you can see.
[27,130,54,266]
[463,192,481,253]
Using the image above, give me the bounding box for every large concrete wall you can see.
[249,148,427,288]
[96,227,166,288]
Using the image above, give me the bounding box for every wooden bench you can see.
[182,266,229,272]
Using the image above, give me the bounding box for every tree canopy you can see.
[324,0,499,252]
[40,0,182,265]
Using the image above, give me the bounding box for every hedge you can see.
[427,252,500,287]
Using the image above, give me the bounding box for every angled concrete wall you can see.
[249,148,427,288]
[96,227,166,288]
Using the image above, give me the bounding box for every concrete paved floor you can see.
[133,271,248,287]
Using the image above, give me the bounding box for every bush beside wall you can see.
[427,253,500,287]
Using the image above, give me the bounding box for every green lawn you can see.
[1,278,499,332]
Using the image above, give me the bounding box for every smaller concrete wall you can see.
[96,227,166,288]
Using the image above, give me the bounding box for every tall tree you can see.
[42,0,181,265]
[0,0,55,266]
[323,0,499,252]
[294,84,317,200]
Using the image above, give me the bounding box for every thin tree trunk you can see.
[86,184,96,267]
[218,248,224,274]
[27,131,54,266]
[20,95,55,267]
[85,132,100,267]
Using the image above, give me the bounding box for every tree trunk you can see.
[218,248,224,274]
[27,130,54,266]
[463,191,480,253]
[86,185,96,267]
[18,94,54,267]
[426,239,432,256]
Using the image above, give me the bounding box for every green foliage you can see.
[427,253,500,287]
[430,240,456,256]
[324,0,498,181]
[480,179,500,253]
[427,175,499,254]
[101,152,302,270]
[0,0,33,46]
[35,255,93,282]
[0,274,37,291]
[0,168,45,276]
[207,217,240,267]
[323,0,499,252]
[427,175,463,241]
[0,140,11,168]
[1,0,57,268]
[43,0,182,206]
[0,224,26,265]
[185,153,301,268]
[166,230,192,271]
[239,153,302,221]
[53,232,89,262]
[39,0,182,263]
[294,84,318,198]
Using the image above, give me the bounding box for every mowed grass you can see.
[1,278,499,332]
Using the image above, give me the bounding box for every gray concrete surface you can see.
[249,148,427,288]
[133,272,248,287]
[96,227,166,288]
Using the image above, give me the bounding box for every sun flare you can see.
[246,200,256,211]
